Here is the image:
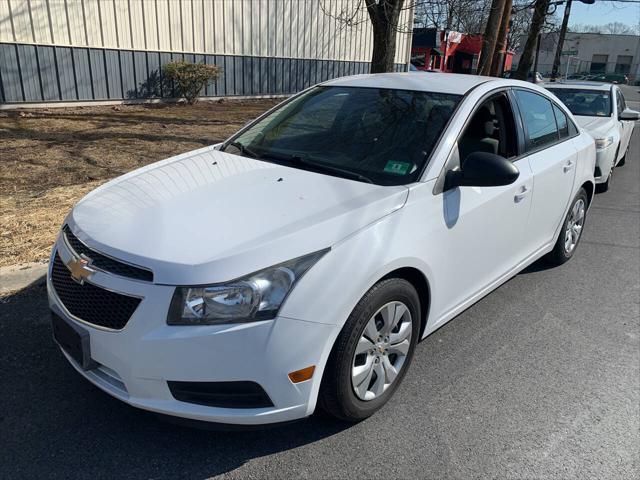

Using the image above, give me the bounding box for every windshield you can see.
[222,86,461,185]
[547,88,611,118]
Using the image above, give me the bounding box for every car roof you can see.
[543,81,612,91]
[321,72,498,95]
[319,72,558,98]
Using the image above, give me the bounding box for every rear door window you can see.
[514,90,559,150]
[552,104,569,139]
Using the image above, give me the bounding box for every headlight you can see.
[595,136,613,150]
[167,249,329,325]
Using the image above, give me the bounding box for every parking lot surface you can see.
[1,92,638,479]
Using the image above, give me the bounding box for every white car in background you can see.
[49,74,595,426]
[545,82,639,191]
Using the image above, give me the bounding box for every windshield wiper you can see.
[260,152,374,184]
[297,156,374,184]
[225,141,259,159]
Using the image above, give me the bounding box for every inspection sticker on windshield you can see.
[384,161,411,175]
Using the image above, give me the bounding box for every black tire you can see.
[617,152,626,167]
[595,174,610,193]
[318,278,421,422]
[546,188,588,266]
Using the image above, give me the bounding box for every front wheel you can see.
[546,188,588,266]
[596,173,611,193]
[617,150,626,167]
[318,278,421,422]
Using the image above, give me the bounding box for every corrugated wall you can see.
[0,0,413,104]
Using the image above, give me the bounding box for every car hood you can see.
[67,146,409,284]
[574,116,615,138]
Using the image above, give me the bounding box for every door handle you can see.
[563,160,574,173]
[514,186,529,203]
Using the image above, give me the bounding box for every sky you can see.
[557,0,640,31]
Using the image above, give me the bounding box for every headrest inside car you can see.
[484,120,497,136]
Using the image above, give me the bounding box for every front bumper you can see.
[48,237,337,425]
[594,144,617,184]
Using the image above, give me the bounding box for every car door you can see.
[513,89,577,254]
[429,91,534,317]
[615,88,634,160]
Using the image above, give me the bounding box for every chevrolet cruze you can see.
[544,81,638,192]
[49,73,596,425]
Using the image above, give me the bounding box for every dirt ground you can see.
[0,98,280,267]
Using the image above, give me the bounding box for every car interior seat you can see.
[458,105,500,165]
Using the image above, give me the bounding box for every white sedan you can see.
[545,82,639,191]
[49,73,595,425]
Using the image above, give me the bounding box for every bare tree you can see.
[508,3,535,52]
[457,0,493,34]
[414,0,449,29]
[478,0,507,75]
[601,22,636,34]
[569,23,602,33]
[322,0,557,75]
[326,0,499,75]
[414,0,492,33]
[570,21,638,35]
[490,0,513,76]
[365,0,407,73]
[515,0,550,80]
[509,3,559,53]
[321,0,409,73]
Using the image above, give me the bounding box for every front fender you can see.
[280,210,433,329]
[278,209,434,416]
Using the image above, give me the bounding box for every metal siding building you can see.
[512,32,640,82]
[0,0,413,105]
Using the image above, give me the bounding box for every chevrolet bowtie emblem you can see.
[65,256,96,284]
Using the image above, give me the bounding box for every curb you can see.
[0,262,48,295]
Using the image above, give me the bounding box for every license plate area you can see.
[51,312,96,370]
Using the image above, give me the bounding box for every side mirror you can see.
[445,152,520,190]
[620,108,640,121]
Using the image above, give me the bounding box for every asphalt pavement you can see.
[1,87,638,479]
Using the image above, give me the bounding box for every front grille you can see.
[63,226,153,282]
[51,253,141,330]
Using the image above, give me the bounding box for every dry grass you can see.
[0,99,280,267]
[1,182,100,267]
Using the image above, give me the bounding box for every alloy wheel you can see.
[564,198,585,254]
[351,301,413,401]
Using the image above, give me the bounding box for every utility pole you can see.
[550,0,595,81]
[550,0,572,81]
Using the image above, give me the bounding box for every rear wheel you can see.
[318,278,420,422]
[546,188,588,266]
